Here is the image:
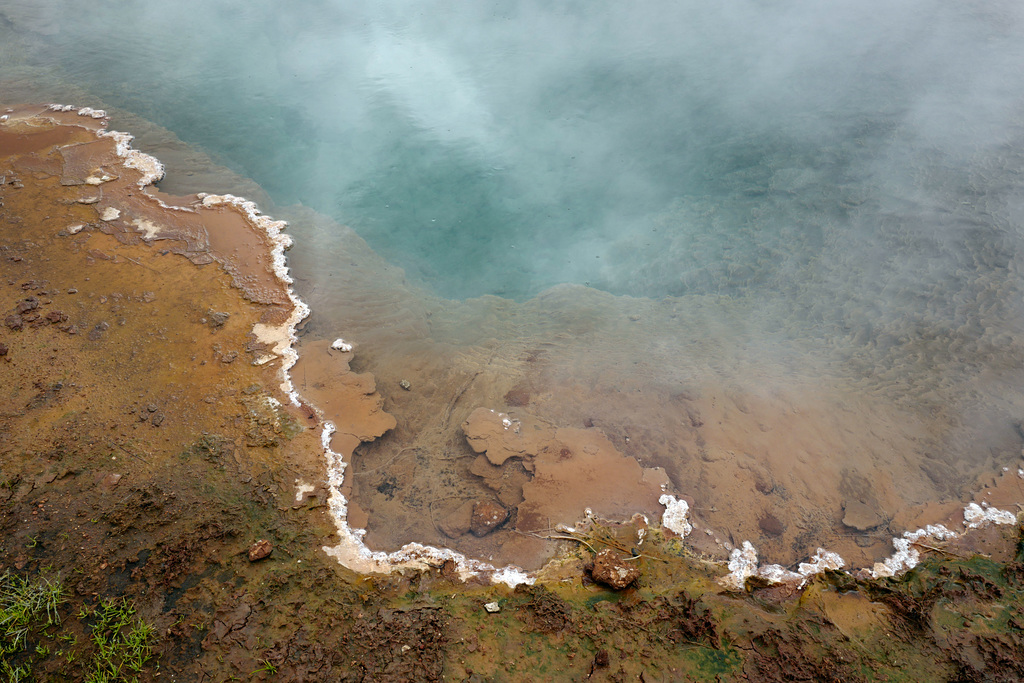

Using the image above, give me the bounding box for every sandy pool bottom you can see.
[284,202,1024,572]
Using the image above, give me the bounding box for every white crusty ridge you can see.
[715,501,1020,590]
[319,423,534,587]
[717,542,845,591]
[99,129,165,187]
[199,193,310,405]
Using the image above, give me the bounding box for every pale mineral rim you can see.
[46,103,165,188]
[98,129,165,187]
[318,423,535,588]
[196,192,312,403]
[716,502,1021,590]
[31,103,1022,590]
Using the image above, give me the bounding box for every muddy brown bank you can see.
[2,104,1024,682]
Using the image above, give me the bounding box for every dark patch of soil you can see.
[657,591,719,647]
[338,607,448,682]
[746,627,863,683]
[514,584,573,633]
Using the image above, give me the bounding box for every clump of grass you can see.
[251,658,279,675]
[0,660,31,682]
[84,598,156,683]
[0,570,66,655]
[0,570,66,681]
[0,573,158,681]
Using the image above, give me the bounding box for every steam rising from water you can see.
[4,1,1024,566]
[7,0,1024,300]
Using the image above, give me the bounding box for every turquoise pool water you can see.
[5,0,1022,301]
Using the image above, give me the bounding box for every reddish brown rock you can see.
[248,539,273,562]
[462,407,537,466]
[842,499,884,531]
[97,473,122,490]
[470,500,509,537]
[590,549,641,590]
[15,297,39,313]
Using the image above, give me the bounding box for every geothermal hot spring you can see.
[4,0,1024,571]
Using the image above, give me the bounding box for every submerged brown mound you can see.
[461,407,667,565]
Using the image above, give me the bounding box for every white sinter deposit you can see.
[659,494,692,537]
[198,193,311,403]
[718,501,1020,590]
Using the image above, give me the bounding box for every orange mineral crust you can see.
[0,103,325,495]
[2,105,293,314]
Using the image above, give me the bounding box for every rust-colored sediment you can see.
[0,104,326,509]
[461,407,668,567]
[3,105,292,318]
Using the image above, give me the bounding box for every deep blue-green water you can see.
[5,0,1024,302]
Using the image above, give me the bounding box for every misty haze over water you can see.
[3,0,1022,301]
